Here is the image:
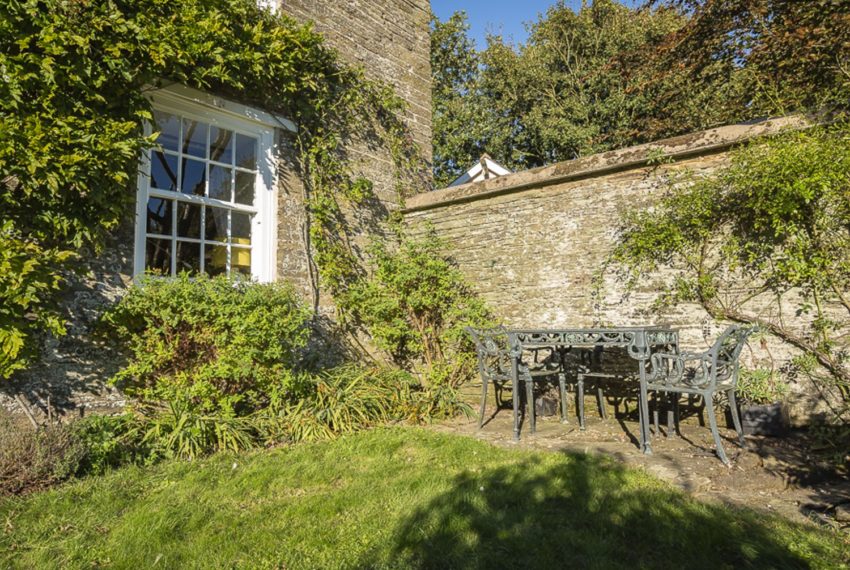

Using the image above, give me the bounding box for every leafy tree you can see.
[430,1,684,185]
[431,0,850,184]
[430,11,485,187]
[629,0,850,141]
[613,126,850,422]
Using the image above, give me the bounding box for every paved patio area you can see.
[434,398,850,531]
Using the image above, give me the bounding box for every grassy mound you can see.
[1,428,846,569]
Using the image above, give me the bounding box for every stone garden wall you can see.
[402,116,831,425]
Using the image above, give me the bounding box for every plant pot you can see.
[740,401,787,436]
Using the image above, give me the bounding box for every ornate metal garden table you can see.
[507,326,679,454]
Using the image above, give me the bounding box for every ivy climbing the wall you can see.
[0,0,425,379]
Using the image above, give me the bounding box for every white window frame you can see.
[134,85,294,283]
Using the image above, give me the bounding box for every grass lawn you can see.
[1,427,847,569]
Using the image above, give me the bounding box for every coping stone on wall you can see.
[403,115,811,213]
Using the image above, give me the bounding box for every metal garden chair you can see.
[466,326,568,432]
[647,324,758,464]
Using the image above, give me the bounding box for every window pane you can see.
[154,111,179,152]
[204,244,228,276]
[145,238,171,275]
[235,133,257,170]
[150,152,178,192]
[209,126,233,164]
[209,165,232,202]
[232,212,252,242]
[146,198,173,236]
[181,158,206,196]
[175,240,201,274]
[176,202,202,239]
[182,118,208,158]
[235,170,255,206]
[205,206,229,241]
[231,247,251,276]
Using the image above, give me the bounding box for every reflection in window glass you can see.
[235,133,257,169]
[235,171,254,205]
[209,126,233,164]
[176,202,202,239]
[209,165,232,202]
[154,111,180,152]
[182,118,208,158]
[175,241,201,274]
[146,198,172,236]
[145,238,171,274]
[181,158,206,196]
[150,152,178,191]
[144,108,259,278]
[204,244,228,276]
[231,212,252,241]
[205,206,229,242]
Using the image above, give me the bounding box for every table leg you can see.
[638,359,653,455]
[511,353,521,441]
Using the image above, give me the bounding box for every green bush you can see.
[0,416,86,495]
[73,413,148,476]
[101,273,312,415]
[737,367,789,405]
[342,229,493,388]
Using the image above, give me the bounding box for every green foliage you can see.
[101,273,312,415]
[613,126,850,421]
[140,400,259,461]
[0,0,423,381]
[430,1,684,186]
[0,222,75,379]
[737,367,789,405]
[0,417,86,495]
[73,413,147,476]
[430,0,850,186]
[342,229,493,387]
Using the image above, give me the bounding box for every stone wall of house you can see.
[2,1,433,421]
[275,0,433,310]
[403,116,833,426]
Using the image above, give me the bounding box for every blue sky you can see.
[430,0,642,48]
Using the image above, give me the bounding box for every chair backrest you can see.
[465,326,512,383]
[709,325,758,385]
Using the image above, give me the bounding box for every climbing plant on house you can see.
[0,0,424,380]
[612,126,850,423]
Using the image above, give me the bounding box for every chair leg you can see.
[652,392,659,437]
[705,394,730,465]
[577,375,586,431]
[666,393,675,436]
[558,373,568,424]
[597,386,608,419]
[478,379,488,428]
[526,379,536,434]
[727,390,746,446]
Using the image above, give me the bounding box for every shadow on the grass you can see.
[374,451,826,569]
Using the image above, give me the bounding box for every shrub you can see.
[0,416,85,495]
[342,229,493,388]
[139,400,259,461]
[73,413,148,476]
[737,367,789,406]
[101,273,312,415]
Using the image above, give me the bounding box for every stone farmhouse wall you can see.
[403,116,828,425]
[1,0,432,420]
[275,0,432,310]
